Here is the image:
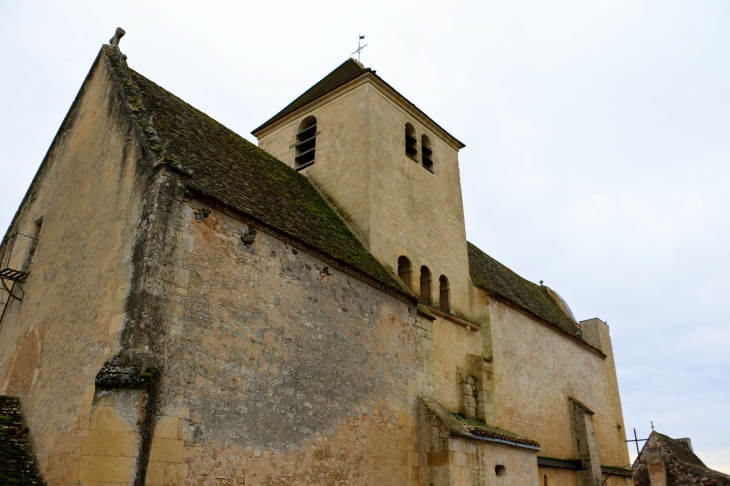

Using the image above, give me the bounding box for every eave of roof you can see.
[420,397,540,450]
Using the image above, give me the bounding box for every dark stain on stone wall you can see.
[0,396,45,485]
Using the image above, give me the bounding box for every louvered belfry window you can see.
[405,123,418,159]
[295,116,317,170]
[421,134,433,171]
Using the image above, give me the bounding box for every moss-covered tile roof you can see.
[252,58,369,134]
[467,241,580,336]
[0,396,45,485]
[452,413,541,448]
[129,69,405,294]
[656,433,707,468]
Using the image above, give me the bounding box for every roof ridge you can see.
[101,44,190,176]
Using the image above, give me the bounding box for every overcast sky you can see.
[1,0,728,473]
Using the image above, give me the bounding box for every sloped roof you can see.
[253,58,369,134]
[467,242,580,337]
[103,50,404,295]
[633,432,730,486]
[656,433,706,468]
[251,58,465,148]
[453,413,541,448]
[420,397,540,450]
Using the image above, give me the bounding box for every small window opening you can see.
[295,116,317,170]
[544,475,548,486]
[421,135,433,172]
[495,465,506,477]
[439,275,450,312]
[398,256,412,290]
[28,220,42,265]
[405,123,418,160]
[420,266,432,304]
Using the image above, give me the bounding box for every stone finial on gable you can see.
[110,27,126,47]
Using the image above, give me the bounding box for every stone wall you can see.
[140,199,427,485]
[430,316,483,414]
[488,298,629,470]
[0,52,148,484]
[418,398,539,486]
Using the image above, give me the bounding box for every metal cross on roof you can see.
[626,427,649,459]
[352,35,367,63]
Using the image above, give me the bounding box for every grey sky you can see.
[1,0,728,472]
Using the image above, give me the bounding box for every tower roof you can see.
[252,58,465,148]
[253,58,370,134]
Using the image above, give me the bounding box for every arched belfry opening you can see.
[420,266,432,304]
[439,275,450,311]
[421,134,433,171]
[294,116,317,170]
[405,123,417,160]
[398,256,412,290]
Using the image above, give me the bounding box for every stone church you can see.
[0,29,631,486]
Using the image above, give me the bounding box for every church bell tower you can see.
[252,59,471,315]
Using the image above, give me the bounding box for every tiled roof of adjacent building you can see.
[634,432,730,486]
[656,433,706,468]
[467,242,580,337]
[114,60,405,295]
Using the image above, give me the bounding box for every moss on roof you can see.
[656,433,707,468]
[129,70,404,294]
[467,241,579,336]
[452,413,540,447]
[253,58,369,134]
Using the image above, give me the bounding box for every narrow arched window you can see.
[439,275,450,311]
[398,256,412,290]
[405,123,417,160]
[420,266,432,304]
[295,116,317,170]
[421,134,433,172]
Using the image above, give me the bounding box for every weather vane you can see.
[352,35,367,63]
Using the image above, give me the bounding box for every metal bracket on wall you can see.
[0,233,36,328]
